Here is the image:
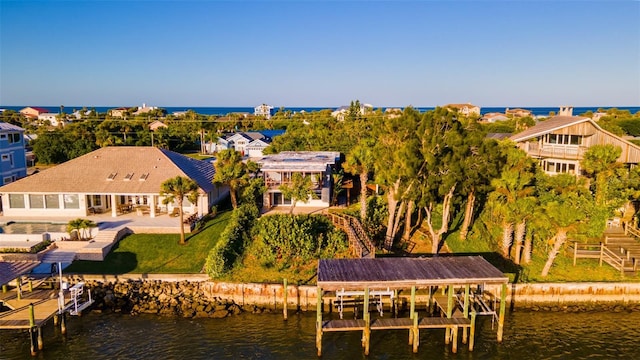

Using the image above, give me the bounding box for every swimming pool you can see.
[0,222,68,234]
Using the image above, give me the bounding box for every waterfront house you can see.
[19,107,50,119]
[510,110,640,175]
[444,103,481,117]
[0,146,227,218]
[254,104,274,119]
[0,122,27,186]
[256,151,340,210]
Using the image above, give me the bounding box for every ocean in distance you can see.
[2,310,640,359]
[2,105,639,117]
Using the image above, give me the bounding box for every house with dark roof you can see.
[510,115,640,175]
[0,146,227,218]
[256,151,340,210]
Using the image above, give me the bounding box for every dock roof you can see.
[317,256,508,290]
[0,261,39,286]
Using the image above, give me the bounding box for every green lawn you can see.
[66,211,232,274]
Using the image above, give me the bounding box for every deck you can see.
[0,289,60,330]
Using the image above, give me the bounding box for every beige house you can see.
[19,107,50,119]
[505,108,532,117]
[0,146,226,218]
[108,107,129,118]
[444,103,481,116]
[510,115,640,175]
[149,120,168,131]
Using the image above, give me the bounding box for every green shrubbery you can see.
[250,214,348,270]
[204,204,259,278]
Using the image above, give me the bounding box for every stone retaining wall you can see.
[68,275,640,318]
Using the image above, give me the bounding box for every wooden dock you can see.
[315,256,508,356]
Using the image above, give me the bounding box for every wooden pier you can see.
[315,256,509,356]
[1,262,93,356]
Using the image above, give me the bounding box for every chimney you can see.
[559,106,573,116]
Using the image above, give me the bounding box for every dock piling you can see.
[283,278,288,321]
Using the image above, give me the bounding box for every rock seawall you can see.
[86,280,271,318]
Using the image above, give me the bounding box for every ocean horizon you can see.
[2,105,639,117]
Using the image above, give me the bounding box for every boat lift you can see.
[54,262,94,316]
[335,288,395,319]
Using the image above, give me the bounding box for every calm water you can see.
[1,310,639,359]
[0,222,67,234]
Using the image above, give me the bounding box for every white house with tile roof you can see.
[510,115,640,175]
[256,151,340,209]
[0,146,227,218]
[444,103,481,116]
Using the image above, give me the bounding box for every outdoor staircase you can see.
[603,227,640,273]
[572,224,640,274]
[326,213,375,258]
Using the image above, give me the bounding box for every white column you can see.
[111,194,117,217]
[150,195,156,218]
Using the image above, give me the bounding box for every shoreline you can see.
[65,274,640,316]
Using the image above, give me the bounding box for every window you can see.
[545,161,576,174]
[9,194,25,208]
[29,194,60,209]
[1,155,7,161]
[9,133,21,144]
[3,177,12,184]
[545,134,582,145]
[29,194,44,208]
[0,134,6,139]
[64,194,80,209]
[93,195,102,206]
[45,194,59,208]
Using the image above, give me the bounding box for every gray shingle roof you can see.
[0,147,215,194]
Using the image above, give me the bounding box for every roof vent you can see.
[139,173,149,181]
[124,173,134,181]
[107,172,117,180]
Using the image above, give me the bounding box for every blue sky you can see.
[1,0,638,107]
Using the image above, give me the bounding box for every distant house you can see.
[505,108,532,118]
[254,104,274,119]
[444,103,481,117]
[0,122,27,186]
[0,146,226,218]
[71,109,92,119]
[37,113,68,127]
[510,108,640,175]
[19,107,50,119]
[331,103,373,121]
[204,130,285,157]
[149,120,168,131]
[481,112,509,123]
[109,107,130,118]
[133,103,160,116]
[256,151,340,210]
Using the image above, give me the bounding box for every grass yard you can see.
[66,210,232,274]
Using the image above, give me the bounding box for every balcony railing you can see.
[525,143,586,160]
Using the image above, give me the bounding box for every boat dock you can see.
[0,262,93,356]
[315,256,509,356]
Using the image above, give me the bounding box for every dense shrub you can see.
[251,214,348,269]
[204,203,259,279]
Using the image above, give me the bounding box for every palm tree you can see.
[160,176,200,244]
[343,139,375,220]
[213,149,250,209]
[279,173,317,214]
